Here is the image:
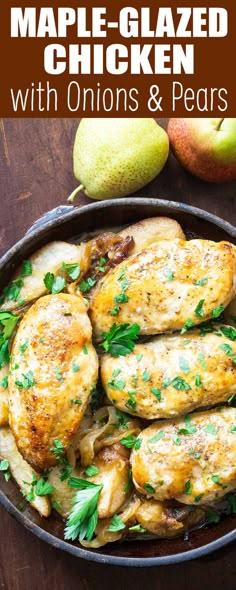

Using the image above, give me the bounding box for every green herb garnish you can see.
[100,323,140,357]
[62,262,80,280]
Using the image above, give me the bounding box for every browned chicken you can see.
[90,239,236,338]
[101,328,236,419]
[8,294,98,471]
[131,407,236,505]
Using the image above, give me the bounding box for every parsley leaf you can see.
[183,480,192,495]
[0,376,8,389]
[194,299,205,318]
[65,479,103,542]
[163,268,174,281]
[107,514,126,533]
[144,483,155,494]
[151,388,161,402]
[15,370,35,389]
[0,311,19,340]
[211,304,224,319]
[171,376,191,391]
[181,319,194,335]
[100,323,140,357]
[79,277,96,293]
[148,431,165,443]
[179,356,190,374]
[220,326,236,341]
[21,260,32,277]
[179,414,197,435]
[198,352,208,370]
[62,262,80,280]
[2,278,24,302]
[44,273,65,294]
[142,370,151,382]
[193,278,208,286]
[121,434,141,450]
[85,465,99,477]
[204,424,217,435]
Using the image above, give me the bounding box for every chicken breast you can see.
[0,241,91,311]
[131,406,236,505]
[119,217,185,255]
[8,294,98,471]
[101,327,236,419]
[90,239,236,338]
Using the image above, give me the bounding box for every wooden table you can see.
[0,118,235,590]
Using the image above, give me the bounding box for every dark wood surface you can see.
[0,118,235,590]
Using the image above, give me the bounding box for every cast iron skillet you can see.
[0,198,236,567]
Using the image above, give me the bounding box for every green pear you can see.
[168,118,236,183]
[70,118,169,201]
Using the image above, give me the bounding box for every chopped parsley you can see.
[211,304,224,319]
[61,262,80,280]
[79,277,96,293]
[183,480,192,495]
[181,318,194,335]
[54,367,63,381]
[204,424,217,435]
[163,268,174,281]
[136,354,143,362]
[193,278,208,286]
[148,431,165,443]
[121,435,142,450]
[107,514,126,533]
[110,306,120,316]
[194,494,204,503]
[151,388,161,402]
[194,299,205,318]
[20,339,29,354]
[114,293,129,304]
[198,352,208,370]
[220,326,236,341]
[179,414,197,435]
[85,465,99,477]
[143,483,155,494]
[129,524,146,533]
[172,433,181,445]
[0,459,10,481]
[142,370,151,382]
[65,478,103,541]
[83,345,88,355]
[100,323,140,357]
[21,260,32,277]
[72,363,80,373]
[1,278,24,303]
[171,376,191,391]
[0,376,8,389]
[15,370,35,389]
[179,356,190,374]
[44,272,65,294]
[195,375,203,387]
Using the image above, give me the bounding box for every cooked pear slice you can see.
[0,427,51,517]
[119,217,185,255]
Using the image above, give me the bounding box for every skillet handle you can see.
[26,206,74,234]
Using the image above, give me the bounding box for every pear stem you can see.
[67,184,84,203]
[215,118,224,131]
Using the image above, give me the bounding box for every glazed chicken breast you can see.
[8,294,98,471]
[131,406,236,505]
[101,327,236,419]
[90,239,236,338]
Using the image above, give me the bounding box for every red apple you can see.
[168,118,236,183]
